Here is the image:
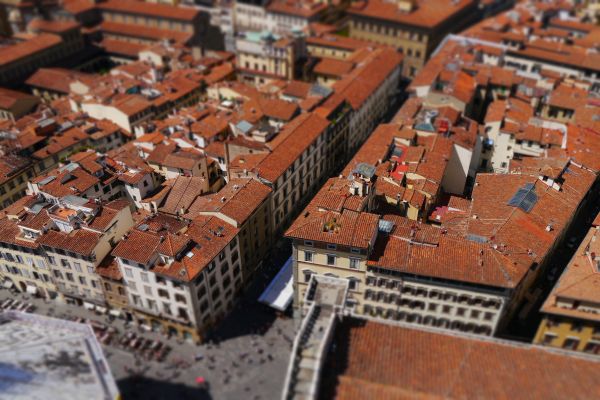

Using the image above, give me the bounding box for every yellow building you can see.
[534,220,600,355]
[0,155,34,208]
[98,0,215,47]
[306,34,372,60]
[347,0,478,77]
[236,31,301,86]
[286,174,510,336]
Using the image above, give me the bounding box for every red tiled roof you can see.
[0,87,38,110]
[28,19,80,33]
[325,48,402,110]
[314,58,355,77]
[38,229,102,256]
[348,0,476,29]
[112,229,162,264]
[0,33,62,66]
[99,0,199,21]
[26,68,95,94]
[325,318,600,400]
[540,225,600,323]
[99,38,147,58]
[185,178,271,225]
[267,0,327,18]
[99,21,192,44]
[255,113,329,182]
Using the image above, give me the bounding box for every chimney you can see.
[191,46,204,61]
[397,0,416,12]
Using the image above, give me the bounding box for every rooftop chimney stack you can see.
[397,0,416,12]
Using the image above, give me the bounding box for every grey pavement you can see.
[0,282,294,400]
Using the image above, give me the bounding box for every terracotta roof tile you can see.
[349,0,476,28]
[255,113,329,182]
[100,0,199,21]
[324,318,600,400]
[185,178,271,225]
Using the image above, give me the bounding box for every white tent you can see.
[259,257,293,312]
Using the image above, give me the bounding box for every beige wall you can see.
[348,17,428,77]
[292,239,507,336]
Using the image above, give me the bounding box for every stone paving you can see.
[0,243,296,400]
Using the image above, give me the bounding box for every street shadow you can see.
[208,297,283,342]
[118,375,212,400]
[207,243,294,342]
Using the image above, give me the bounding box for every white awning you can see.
[26,285,38,295]
[259,256,293,312]
[83,302,95,310]
[96,306,108,314]
[3,280,14,289]
[109,309,122,317]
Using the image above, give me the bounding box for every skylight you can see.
[507,183,538,213]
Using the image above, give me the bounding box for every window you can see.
[91,280,97,289]
[132,295,141,306]
[563,337,579,350]
[221,262,229,275]
[147,299,156,310]
[327,244,337,250]
[141,272,149,283]
[128,281,137,291]
[79,276,87,285]
[304,240,314,247]
[200,300,209,313]
[175,293,186,303]
[304,251,314,262]
[349,258,359,269]
[163,303,172,315]
[542,333,556,345]
[348,279,358,291]
[48,256,56,265]
[124,267,133,278]
[303,270,312,283]
[66,272,74,282]
[74,262,82,272]
[327,254,336,266]
[584,342,600,354]
[144,286,152,295]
